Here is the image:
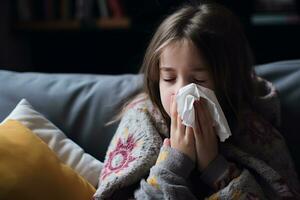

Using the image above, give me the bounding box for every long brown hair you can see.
[140,2,257,132]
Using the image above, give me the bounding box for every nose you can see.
[174,78,191,95]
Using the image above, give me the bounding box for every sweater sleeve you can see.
[204,169,268,200]
[199,154,241,190]
[197,154,268,199]
[134,146,199,200]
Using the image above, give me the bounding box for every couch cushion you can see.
[0,70,143,161]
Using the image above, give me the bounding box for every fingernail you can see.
[163,138,170,147]
[163,138,167,145]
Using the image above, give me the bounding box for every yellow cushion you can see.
[0,120,96,200]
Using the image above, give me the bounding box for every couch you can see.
[0,60,299,176]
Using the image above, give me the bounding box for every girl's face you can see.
[159,39,215,117]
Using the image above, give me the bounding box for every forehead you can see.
[159,39,207,70]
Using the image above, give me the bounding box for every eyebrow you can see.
[160,65,207,72]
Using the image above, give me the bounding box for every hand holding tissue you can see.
[176,83,231,142]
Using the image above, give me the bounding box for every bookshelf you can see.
[12,0,130,31]
[8,0,299,74]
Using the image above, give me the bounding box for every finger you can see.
[197,99,209,136]
[201,99,214,128]
[163,138,171,147]
[185,127,195,144]
[177,113,186,136]
[198,99,214,138]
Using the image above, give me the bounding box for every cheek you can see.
[159,86,174,117]
[165,95,172,115]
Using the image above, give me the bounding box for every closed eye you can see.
[193,78,206,83]
[163,78,176,82]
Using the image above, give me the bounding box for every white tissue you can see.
[176,83,231,142]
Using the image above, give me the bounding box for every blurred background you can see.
[0,0,299,74]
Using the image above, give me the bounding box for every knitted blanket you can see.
[94,79,300,200]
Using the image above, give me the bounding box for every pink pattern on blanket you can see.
[100,134,137,181]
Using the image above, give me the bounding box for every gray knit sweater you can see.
[93,78,300,200]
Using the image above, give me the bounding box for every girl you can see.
[94,2,300,199]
